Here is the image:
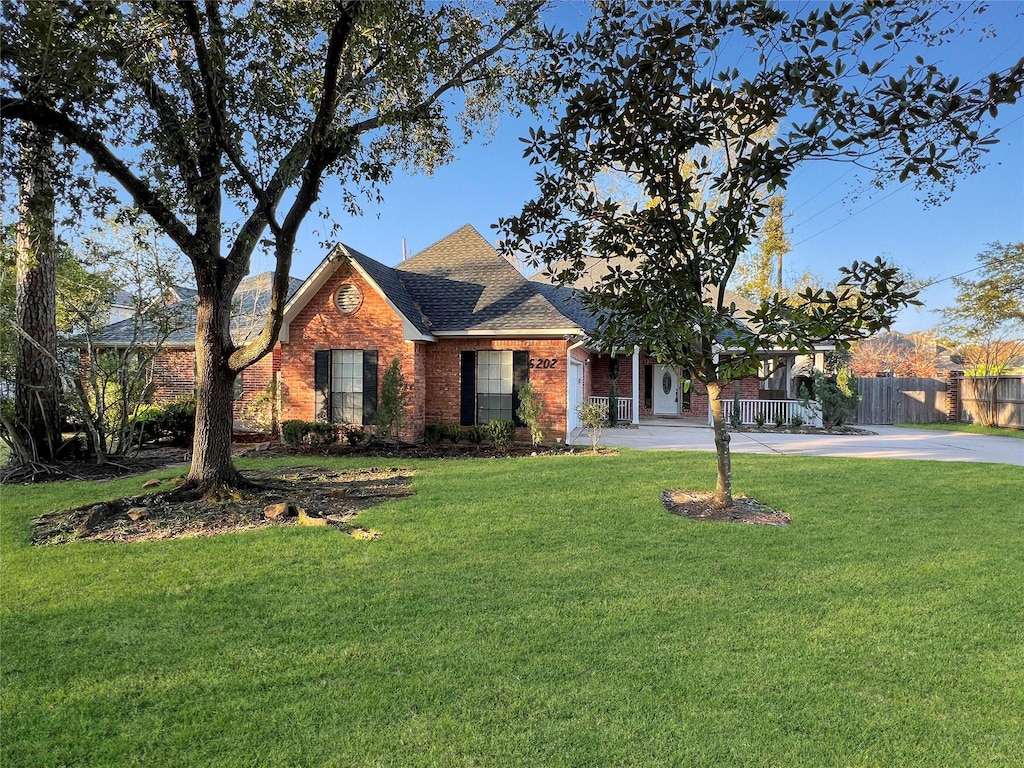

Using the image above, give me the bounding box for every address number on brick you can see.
[529,358,558,369]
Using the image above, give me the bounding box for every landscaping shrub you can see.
[375,357,409,442]
[773,411,786,428]
[446,424,464,443]
[515,380,544,445]
[729,384,743,428]
[789,414,804,428]
[754,409,766,427]
[423,423,445,444]
[306,421,338,449]
[341,424,365,446]
[282,419,308,447]
[577,401,607,454]
[814,367,860,428]
[137,395,196,445]
[486,419,516,451]
[463,425,486,444]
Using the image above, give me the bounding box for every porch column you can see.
[631,345,640,424]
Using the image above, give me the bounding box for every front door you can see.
[652,365,679,415]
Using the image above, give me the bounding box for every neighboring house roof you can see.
[92,273,304,347]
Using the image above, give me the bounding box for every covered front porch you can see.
[574,346,831,429]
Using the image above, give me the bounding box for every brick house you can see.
[96,224,828,441]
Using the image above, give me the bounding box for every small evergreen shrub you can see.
[137,395,196,445]
[463,425,486,444]
[306,421,338,449]
[814,367,860,427]
[773,411,786,428]
[341,424,364,446]
[487,419,516,451]
[754,409,766,427]
[729,384,743,429]
[375,357,410,442]
[789,414,804,428]
[423,423,445,444]
[445,424,464,443]
[282,419,308,447]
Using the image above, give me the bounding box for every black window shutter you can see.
[460,351,476,426]
[362,351,378,426]
[644,364,653,410]
[314,350,331,422]
[512,350,530,426]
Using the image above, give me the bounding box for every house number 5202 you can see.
[529,358,558,369]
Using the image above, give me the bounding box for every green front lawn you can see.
[897,421,1024,439]
[2,452,1022,767]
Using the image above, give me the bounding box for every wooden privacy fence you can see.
[958,376,1024,429]
[855,377,947,424]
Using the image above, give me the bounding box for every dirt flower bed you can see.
[662,490,792,526]
[31,467,415,545]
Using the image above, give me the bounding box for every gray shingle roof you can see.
[393,225,583,332]
[92,273,304,346]
[344,246,432,335]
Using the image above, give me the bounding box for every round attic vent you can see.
[335,284,361,314]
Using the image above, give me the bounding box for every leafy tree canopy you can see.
[2,0,552,487]
[499,0,1023,506]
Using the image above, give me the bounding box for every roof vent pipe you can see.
[402,237,407,261]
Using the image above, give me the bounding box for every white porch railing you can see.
[587,396,632,423]
[718,398,822,427]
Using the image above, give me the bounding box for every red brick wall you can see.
[233,353,276,421]
[425,338,571,439]
[150,348,196,402]
[279,262,422,440]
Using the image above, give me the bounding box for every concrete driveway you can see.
[576,423,1024,466]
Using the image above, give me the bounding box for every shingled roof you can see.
[393,225,589,333]
[91,273,304,346]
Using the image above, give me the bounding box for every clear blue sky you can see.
[277,1,1024,335]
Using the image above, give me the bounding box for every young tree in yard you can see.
[500,2,1024,508]
[940,243,1024,376]
[515,380,544,446]
[2,0,551,491]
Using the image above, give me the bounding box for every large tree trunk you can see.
[14,123,60,462]
[187,278,244,490]
[705,380,733,509]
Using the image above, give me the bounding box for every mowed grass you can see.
[2,451,1022,767]
[897,421,1024,439]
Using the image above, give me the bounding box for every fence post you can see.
[945,370,962,422]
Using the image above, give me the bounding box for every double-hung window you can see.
[314,349,378,425]
[460,349,529,425]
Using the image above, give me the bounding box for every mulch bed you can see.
[662,489,792,526]
[729,425,872,435]
[31,466,415,545]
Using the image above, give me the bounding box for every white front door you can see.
[653,365,679,415]
[568,360,584,432]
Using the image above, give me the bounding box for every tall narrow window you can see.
[331,349,364,423]
[460,350,528,426]
[476,350,513,423]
